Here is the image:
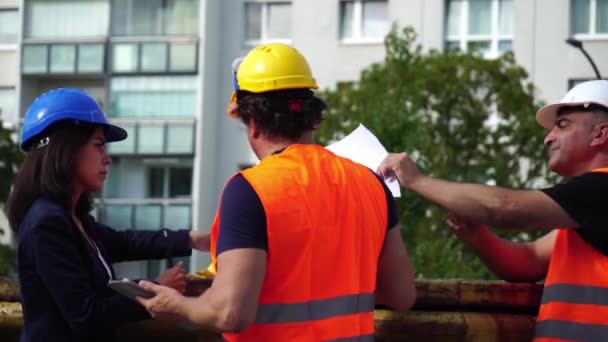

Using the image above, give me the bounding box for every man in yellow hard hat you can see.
[136,43,416,341]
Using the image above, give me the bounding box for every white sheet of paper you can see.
[326,124,401,197]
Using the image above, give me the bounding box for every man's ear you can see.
[247,119,261,139]
[591,122,608,147]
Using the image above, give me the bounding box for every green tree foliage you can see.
[316,26,559,279]
[0,118,22,277]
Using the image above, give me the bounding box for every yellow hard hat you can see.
[227,43,318,118]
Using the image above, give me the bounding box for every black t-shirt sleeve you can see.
[216,174,268,255]
[541,172,608,228]
[541,172,608,255]
[371,170,399,230]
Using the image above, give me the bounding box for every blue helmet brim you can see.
[104,123,128,143]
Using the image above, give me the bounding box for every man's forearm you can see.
[465,227,548,282]
[409,176,529,229]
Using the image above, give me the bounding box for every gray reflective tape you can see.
[325,333,375,342]
[535,320,608,341]
[541,283,608,305]
[255,293,375,324]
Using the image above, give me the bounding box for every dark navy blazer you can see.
[17,198,192,342]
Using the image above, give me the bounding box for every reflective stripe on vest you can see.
[325,334,375,342]
[535,320,608,341]
[255,293,375,324]
[541,283,608,305]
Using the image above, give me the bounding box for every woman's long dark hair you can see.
[5,121,96,232]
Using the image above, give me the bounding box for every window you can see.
[147,166,192,198]
[24,0,109,38]
[22,43,105,75]
[572,0,608,36]
[0,88,17,123]
[245,2,292,45]
[110,76,197,117]
[339,0,389,43]
[0,9,18,45]
[107,121,195,155]
[112,0,199,36]
[111,41,197,73]
[445,0,513,58]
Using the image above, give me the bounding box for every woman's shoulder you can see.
[20,198,71,235]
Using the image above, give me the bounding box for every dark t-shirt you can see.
[541,172,608,255]
[216,171,399,256]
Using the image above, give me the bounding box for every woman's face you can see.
[74,127,111,193]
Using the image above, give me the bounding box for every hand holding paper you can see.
[326,124,401,197]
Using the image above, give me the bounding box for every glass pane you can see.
[22,45,48,74]
[0,10,18,44]
[597,0,608,32]
[0,88,17,123]
[499,0,513,35]
[267,3,292,39]
[105,205,133,230]
[498,40,512,53]
[25,0,109,38]
[340,1,354,39]
[572,0,590,34]
[138,125,165,154]
[113,43,139,72]
[110,76,197,117]
[112,0,163,36]
[170,43,197,72]
[147,167,165,198]
[164,205,191,228]
[50,45,76,73]
[468,0,492,34]
[103,161,121,197]
[446,0,462,36]
[445,40,461,51]
[245,3,262,40]
[362,0,389,39]
[78,44,105,73]
[166,125,193,154]
[108,125,136,154]
[165,0,199,35]
[135,205,162,229]
[169,168,192,198]
[467,40,491,54]
[147,260,163,279]
[141,43,167,72]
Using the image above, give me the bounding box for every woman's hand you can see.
[189,231,211,252]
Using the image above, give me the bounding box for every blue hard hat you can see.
[20,88,127,151]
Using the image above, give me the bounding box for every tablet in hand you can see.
[108,279,155,300]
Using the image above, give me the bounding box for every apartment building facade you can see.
[0,0,606,277]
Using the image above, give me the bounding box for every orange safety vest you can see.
[210,144,388,341]
[534,168,608,341]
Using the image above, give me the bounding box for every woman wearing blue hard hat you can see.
[4,88,209,342]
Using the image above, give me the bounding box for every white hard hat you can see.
[536,80,608,129]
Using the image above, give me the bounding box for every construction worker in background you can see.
[378,79,608,341]
[137,43,416,340]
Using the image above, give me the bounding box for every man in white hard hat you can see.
[378,79,608,341]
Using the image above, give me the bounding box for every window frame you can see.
[572,0,608,40]
[110,39,199,75]
[339,0,389,45]
[444,0,513,59]
[0,8,19,50]
[22,42,106,75]
[244,1,293,47]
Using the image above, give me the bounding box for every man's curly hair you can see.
[234,89,327,141]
